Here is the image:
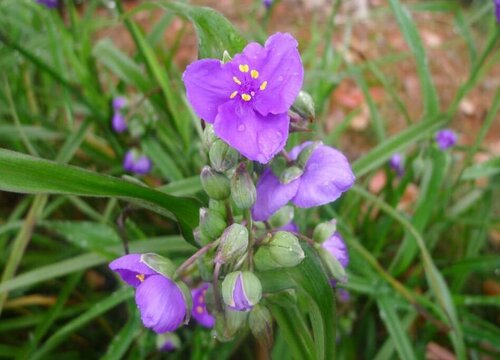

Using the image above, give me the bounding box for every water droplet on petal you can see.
[257,129,283,159]
[237,124,246,132]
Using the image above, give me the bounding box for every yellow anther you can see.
[230,91,238,99]
[233,76,242,85]
[136,274,145,282]
[239,64,249,73]
[259,81,268,91]
[251,70,259,79]
[241,93,252,101]
[196,306,204,314]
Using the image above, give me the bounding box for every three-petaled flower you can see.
[191,283,215,328]
[183,33,304,164]
[435,129,457,151]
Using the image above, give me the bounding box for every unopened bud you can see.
[249,305,273,348]
[209,140,239,172]
[215,224,248,264]
[215,309,247,342]
[156,332,181,352]
[254,231,304,271]
[296,141,322,168]
[140,253,176,278]
[202,125,217,150]
[270,156,287,177]
[200,166,231,200]
[222,50,233,64]
[291,90,315,122]
[199,208,226,240]
[269,205,295,228]
[209,199,227,217]
[317,246,347,283]
[312,219,337,243]
[222,271,262,311]
[279,166,303,184]
[231,164,256,210]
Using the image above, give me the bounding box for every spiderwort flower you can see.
[36,0,58,8]
[222,271,262,311]
[389,153,404,176]
[494,0,500,23]
[123,149,152,175]
[252,142,355,221]
[111,97,127,133]
[263,0,273,9]
[435,129,457,151]
[109,254,188,333]
[183,33,304,164]
[191,283,215,328]
[321,232,349,269]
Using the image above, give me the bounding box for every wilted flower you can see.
[435,129,457,150]
[321,232,349,269]
[191,283,215,328]
[252,142,355,221]
[389,153,404,176]
[111,97,127,133]
[123,149,152,175]
[183,32,304,164]
[109,254,188,333]
[222,271,262,311]
[36,0,58,8]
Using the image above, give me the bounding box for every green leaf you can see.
[462,157,500,180]
[0,148,200,244]
[101,310,141,360]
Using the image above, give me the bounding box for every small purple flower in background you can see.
[123,149,152,175]
[337,288,350,303]
[278,221,298,232]
[263,0,273,9]
[322,232,349,270]
[109,254,188,333]
[183,32,304,164]
[389,153,404,176]
[36,0,58,8]
[111,97,127,133]
[435,129,457,151]
[157,332,180,352]
[191,283,215,328]
[494,0,500,23]
[252,142,355,221]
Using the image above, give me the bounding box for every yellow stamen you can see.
[239,64,249,73]
[251,70,259,79]
[233,76,242,85]
[230,91,238,99]
[196,306,204,314]
[241,93,252,101]
[136,274,145,282]
[260,81,268,91]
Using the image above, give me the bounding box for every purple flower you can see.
[494,0,500,23]
[263,0,273,9]
[337,288,350,302]
[278,221,298,232]
[389,153,404,176]
[191,283,215,328]
[252,142,355,221]
[183,33,304,164]
[435,129,457,150]
[322,232,349,269]
[109,254,188,333]
[111,97,127,133]
[222,271,262,311]
[123,149,152,175]
[157,332,180,352]
[112,97,127,111]
[230,273,253,311]
[36,0,58,8]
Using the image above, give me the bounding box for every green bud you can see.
[140,253,176,278]
[317,246,347,283]
[249,305,273,348]
[231,164,256,210]
[222,50,233,64]
[209,140,239,172]
[215,224,249,264]
[279,166,303,184]
[202,125,217,150]
[222,271,262,311]
[156,332,181,352]
[270,156,287,178]
[215,309,247,342]
[176,281,193,324]
[254,231,304,271]
[200,166,231,200]
[193,226,211,246]
[291,90,316,121]
[269,205,295,228]
[209,199,227,217]
[296,141,322,168]
[199,208,227,240]
[312,220,337,243]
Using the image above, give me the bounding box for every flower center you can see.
[229,64,268,102]
[136,274,145,282]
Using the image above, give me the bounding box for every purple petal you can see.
[251,33,304,116]
[109,254,157,288]
[191,283,215,328]
[278,221,298,232]
[112,97,127,110]
[288,141,313,160]
[389,153,404,176]
[36,0,58,8]
[135,275,187,333]
[322,232,349,268]
[183,59,235,123]
[292,145,355,208]
[112,113,127,133]
[495,0,500,23]
[252,169,299,221]
[160,340,176,352]
[133,156,152,175]
[214,101,289,164]
[230,273,252,311]
[435,129,457,151]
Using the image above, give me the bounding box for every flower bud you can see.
[209,199,227,217]
[140,253,176,278]
[199,208,226,240]
[156,332,181,352]
[222,271,262,311]
[269,205,294,228]
[312,220,337,243]
[270,156,287,177]
[215,224,249,264]
[200,166,231,200]
[317,246,347,283]
[249,305,273,348]
[209,140,239,172]
[254,231,304,271]
[291,90,315,122]
[296,141,322,168]
[202,125,217,150]
[231,164,256,210]
[222,50,233,64]
[279,166,303,184]
[215,309,247,342]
